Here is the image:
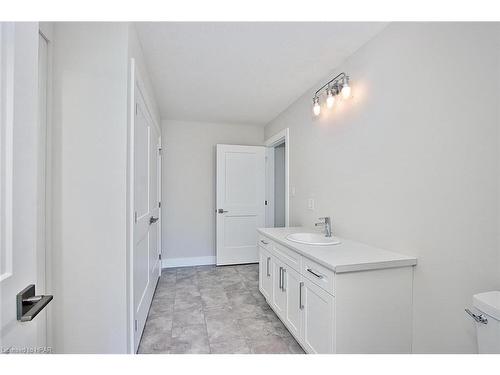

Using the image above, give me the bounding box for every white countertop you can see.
[257,227,417,273]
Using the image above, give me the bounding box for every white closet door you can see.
[133,85,161,352]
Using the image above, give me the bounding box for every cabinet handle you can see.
[266,257,271,277]
[260,240,269,245]
[282,268,286,292]
[279,267,283,289]
[299,281,304,310]
[306,268,324,279]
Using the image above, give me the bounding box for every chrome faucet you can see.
[315,217,332,237]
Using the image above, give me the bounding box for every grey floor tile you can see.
[237,317,287,341]
[210,338,251,354]
[154,285,176,299]
[139,263,303,354]
[176,276,198,288]
[200,289,230,309]
[162,268,178,276]
[206,316,242,343]
[171,324,210,354]
[286,336,306,354]
[203,305,237,320]
[174,294,203,311]
[249,334,296,354]
[176,267,197,278]
[143,315,173,334]
[138,331,172,354]
[172,307,205,327]
[148,297,174,319]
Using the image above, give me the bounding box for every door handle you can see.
[17,285,53,322]
[299,281,304,310]
[149,216,159,225]
[217,208,228,214]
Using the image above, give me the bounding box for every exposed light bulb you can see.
[312,97,321,116]
[326,89,335,109]
[341,76,351,99]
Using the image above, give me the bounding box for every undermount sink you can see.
[286,232,341,246]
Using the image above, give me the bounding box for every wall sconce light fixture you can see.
[312,72,351,116]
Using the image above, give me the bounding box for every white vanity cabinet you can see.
[257,229,417,354]
[259,241,334,353]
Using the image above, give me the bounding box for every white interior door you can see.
[1,23,50,353]
[216,144,265,265]
[133,84,161,352]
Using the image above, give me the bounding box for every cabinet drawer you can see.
[302,257,335,295]
[258,235,273,251]
[272,242,302,272]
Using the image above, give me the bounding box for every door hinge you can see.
[158,201,161,208]
[265,200,268,206]
[158,147,162,156]
[159,253,162,260]
[135,103,138,115]
[134,319,138,331]
[134,211,137,223]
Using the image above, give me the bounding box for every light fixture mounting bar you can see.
[313,72,347,98]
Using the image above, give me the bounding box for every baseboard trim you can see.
[161,255,216,269]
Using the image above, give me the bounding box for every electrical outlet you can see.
[307,198,315,210]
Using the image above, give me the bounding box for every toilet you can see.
[469,291,500,353]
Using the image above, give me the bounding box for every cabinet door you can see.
[259,247,273,301]
[283,266,302,339]
[302,278,335,354]
[271,258,286,318]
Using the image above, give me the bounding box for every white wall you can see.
[128,24,161,125]
[51,22,130,353]
[265,22,500,353]
[161,120,264,266]
[51,22,160,354]
[274,143,286,227]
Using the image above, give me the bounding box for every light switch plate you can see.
[307,198,315,210]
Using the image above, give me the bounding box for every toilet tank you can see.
[473,291,500,354]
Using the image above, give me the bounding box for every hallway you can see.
[138,264,304,354]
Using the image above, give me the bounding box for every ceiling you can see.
[135,22,388,126]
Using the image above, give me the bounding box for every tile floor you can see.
[138,264,305,354]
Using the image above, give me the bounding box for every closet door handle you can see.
[299,281,304,310]
[260,240,269,245]
[266,257,271,277]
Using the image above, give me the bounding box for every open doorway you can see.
[265,128,289,228]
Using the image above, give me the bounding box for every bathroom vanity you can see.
[257,227,417,354]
